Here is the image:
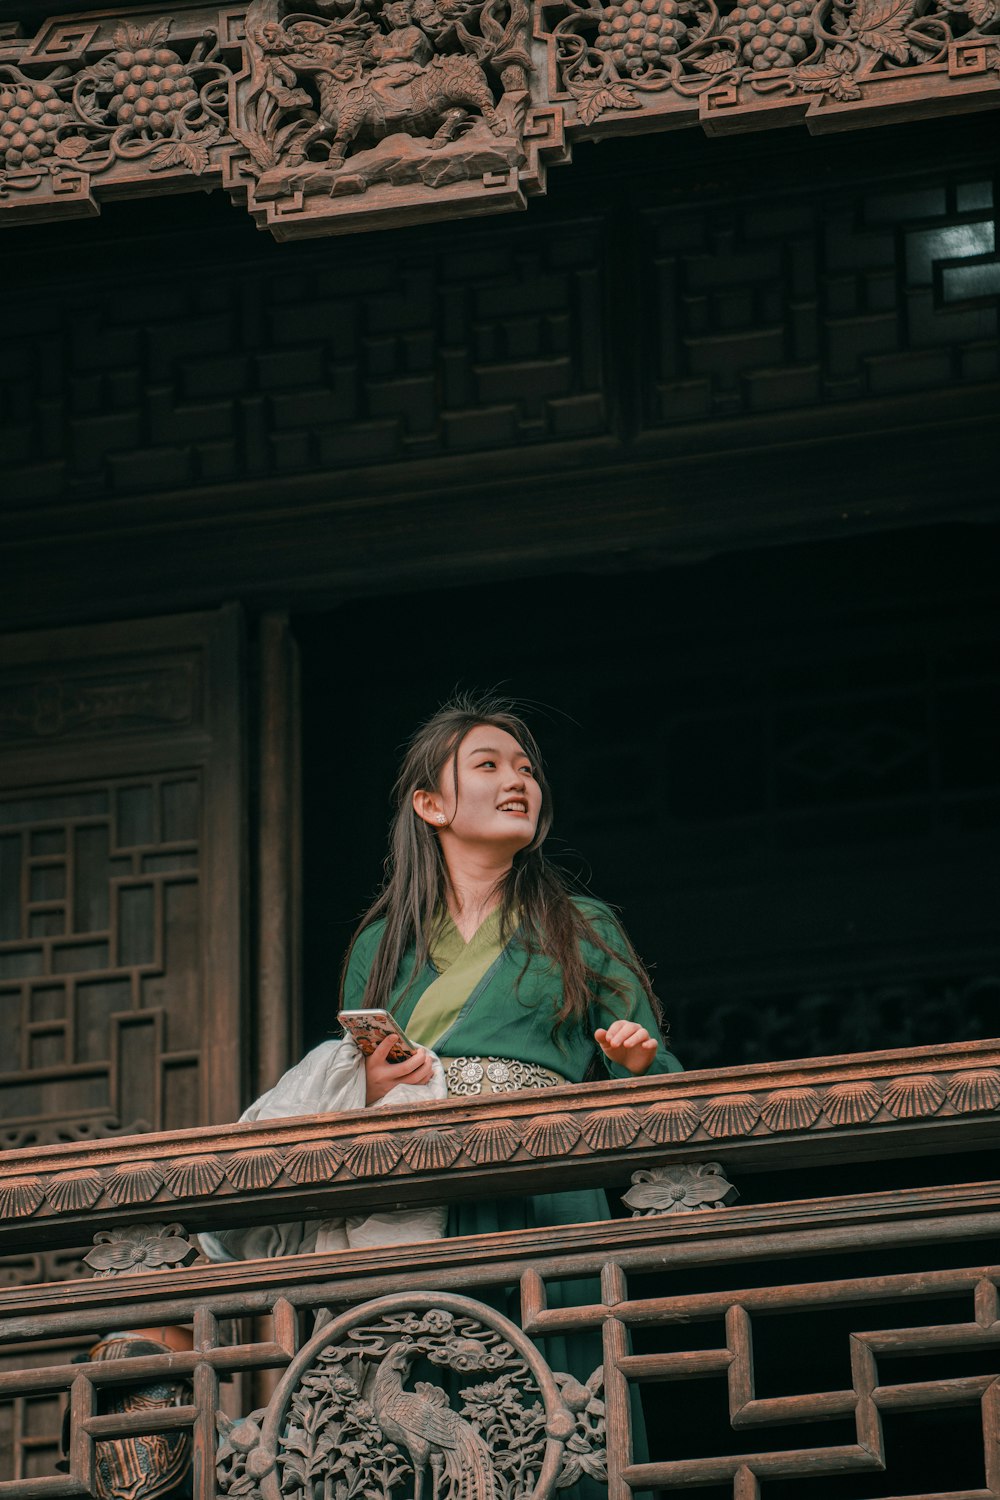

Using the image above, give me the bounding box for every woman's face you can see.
[417,723,542,852]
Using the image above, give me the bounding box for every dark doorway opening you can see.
[294,520,999,1070]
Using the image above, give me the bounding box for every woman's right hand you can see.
[364,1034,435,1105]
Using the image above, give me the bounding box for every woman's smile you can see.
[416,723,543,848]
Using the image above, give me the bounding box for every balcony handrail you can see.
[0,1037,997,1256]
[1,1177,999,1349]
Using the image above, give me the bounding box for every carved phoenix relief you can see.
[215,1293,594,1500]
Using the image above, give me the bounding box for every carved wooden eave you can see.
[0,1037,997,1253]
[0,0,996,238]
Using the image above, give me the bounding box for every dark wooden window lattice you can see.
[0,773,203,1148]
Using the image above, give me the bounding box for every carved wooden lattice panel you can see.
[3,161,996,515]
[0,609,247,1485]
[541,1262,1000,1493]
[0,609,246,1164]
[0,1183,998,1497]
[0,773,203,1146]
[0,608,253,1500]
[639,175,998,424]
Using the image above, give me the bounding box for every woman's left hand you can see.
[594,1020,659,1076]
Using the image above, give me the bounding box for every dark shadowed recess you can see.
[295,520,1000,1069]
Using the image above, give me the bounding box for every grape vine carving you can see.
[546,0,1000,124]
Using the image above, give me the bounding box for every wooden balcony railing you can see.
[1,1038,999,1499]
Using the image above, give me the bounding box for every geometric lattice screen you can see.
[0,607,246,1152]
[0,773,203,1147]
[0,605,247,1490]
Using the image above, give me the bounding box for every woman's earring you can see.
[436,815,446,825]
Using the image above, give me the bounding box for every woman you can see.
[206,696,676,1495]
[341,695,679,1498]
[341,693,682,1249]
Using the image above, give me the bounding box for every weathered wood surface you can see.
[255,612,302,1098]
[0,1038,997,1252]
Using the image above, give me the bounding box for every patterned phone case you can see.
[338,1011,416,1063]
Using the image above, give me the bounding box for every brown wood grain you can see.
[2,1178,998,1338]
[0,1038,996,1252]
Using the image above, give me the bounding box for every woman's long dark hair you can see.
[339,693,664,1041]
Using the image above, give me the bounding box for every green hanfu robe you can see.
[342,896,681,1498]
[342,895,682,1236]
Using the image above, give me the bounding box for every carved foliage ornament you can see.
[1,0,996,235]
[215,1292,601,1500]
[0,14,236,220]
[538,0,1000,133]
[621,1159,739,1214]
[0,0,564,235]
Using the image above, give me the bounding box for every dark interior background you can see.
[295,518,1000,1071]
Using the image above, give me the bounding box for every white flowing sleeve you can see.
[198,1037,448,1262]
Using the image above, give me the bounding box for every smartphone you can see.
[337,1008,419,1064]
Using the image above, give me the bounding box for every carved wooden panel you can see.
[0,0,567,238]
[0,610,247,1496]
[0,611,246,1163]
[226,0,567,238]
[0,774,204,1147]
[0,1173,997,1495]
[0,0,998,237]
[535,0,1000,140]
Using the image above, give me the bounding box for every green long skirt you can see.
[448,1188,652,1500]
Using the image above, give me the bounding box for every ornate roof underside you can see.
[0,0,996,237]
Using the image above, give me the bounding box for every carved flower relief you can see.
[84,1222,197,1276]
[459,1378,522,1413]
[621,1161,738,1215]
